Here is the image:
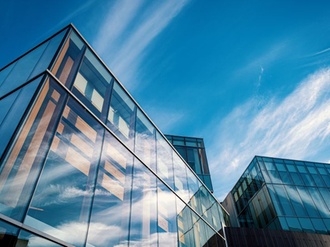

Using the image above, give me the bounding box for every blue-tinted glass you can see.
[276,163,286,172]
[308,187,330,218]
[86,132,133,247]
[296,186,319,217]
[273,185,295,216]
[290,173,304,186]
[0,76,42,158]
[176,199,195,247]
[279,171,292,184]
[0,62,15,86]
[297,165,307,173]
[267,185,283,216]
[311,174,325,187]
[311,218,327,234]
[322,174,330,187]
[278,217,289,230]
[299,218,315,233]
[285,185,307,217]
[286,164,297,172]
[25,94,104,246]
[28,29,66,79]
[307,166,317,174]
[300,173,315,186]
[318,188,330,212]
[323,219,330,234]
[317,167,327,175]
[286,217,301,231]
[0,43,47,98]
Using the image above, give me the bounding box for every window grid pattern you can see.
[231,156,330,235]
[0,25,226,247]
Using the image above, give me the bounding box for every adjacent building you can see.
[0,24,227,247]
[222,156,330,246]
[165,135,213,192]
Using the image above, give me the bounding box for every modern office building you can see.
[165,135,213,192]
[222,156,330,246]
[0,24,227,246]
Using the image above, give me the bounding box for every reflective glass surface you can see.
[0,25,226,246]
[232,156,330,234]
[0,29,66,98]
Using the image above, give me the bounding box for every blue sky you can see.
[1,0,330,200]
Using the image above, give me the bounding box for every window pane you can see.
[129,159,157,246]
[156,132,174,188]
[52,31,85,86]
[135,109,156,169]
[0,76,42,159]
[72,49,112,117]
[87,132,133,247]
[173,154,189,203]
[0,29,66,98]
[25,96,104,246]
[0,78,65,221]
[107,81,135,148]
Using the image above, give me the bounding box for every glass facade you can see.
[0,25,227,246]
[165,135,213,192]
[225,156,330,235]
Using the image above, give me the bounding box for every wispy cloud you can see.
[93,0,189,89]
[209,67,330,200]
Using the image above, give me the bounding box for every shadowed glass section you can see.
[0,75,43,159]
[0,29,66,98]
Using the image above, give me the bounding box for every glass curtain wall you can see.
[0,25,226,246]
[231,156,330,234]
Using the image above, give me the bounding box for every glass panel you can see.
[52,31,85,87]
[286,217,301,231]
[129,159,157,246]
[176,199,195,247]
[25,95,104,246]
[299,218,315,233]
[135,109,156,169]
[157,182,177,247]
[273,185,294,216]
[285,185,307,217]
[311,218,327,234]
[173,154,189,203]
[156,132,174,188]
[107,81,135,149]
[0,29,66,98]
[296,186,319,217]
[72,49,113,117]
[0,76,42,159]
[0,78,65,221]
[86,132,133,247]
[308,187,330,218]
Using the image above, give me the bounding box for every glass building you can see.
[0,24,227,246]
[222,156,330,235]
[165,135,213,192]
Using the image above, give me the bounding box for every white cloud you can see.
[209,67,330,200]
[92,0,189,89]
